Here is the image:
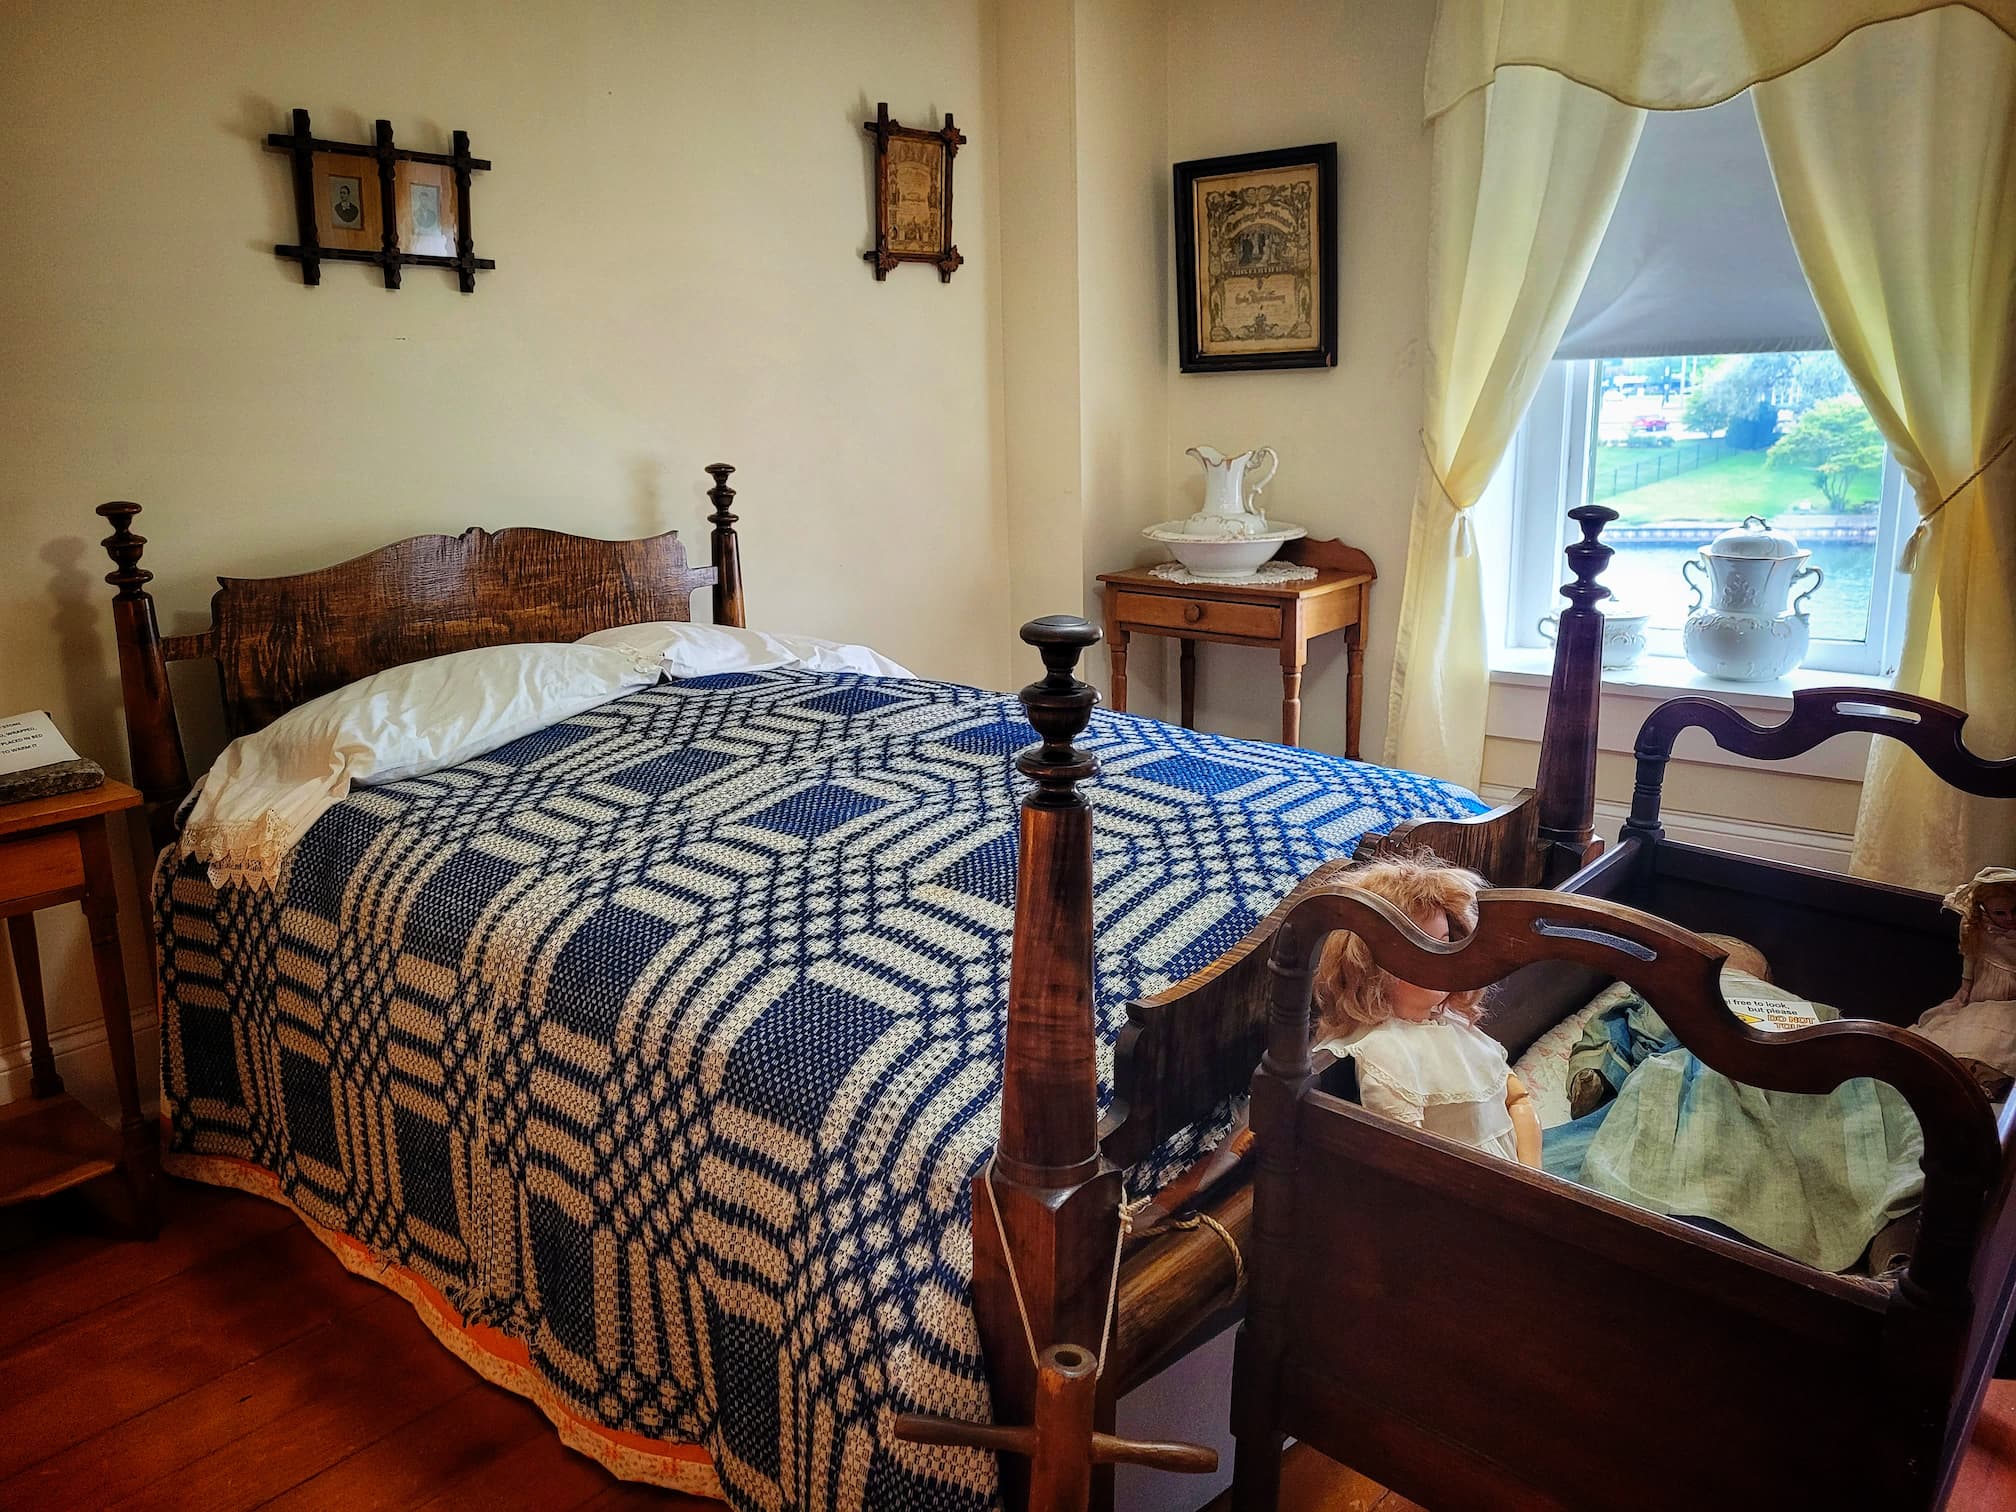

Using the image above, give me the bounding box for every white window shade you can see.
[1556,93,1827,359]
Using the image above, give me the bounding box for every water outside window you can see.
[1590,352,1880,644]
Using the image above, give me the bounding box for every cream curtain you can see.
[1396,0,2016,859]
[1751,8,2016,888]
[1384,68,1641,784]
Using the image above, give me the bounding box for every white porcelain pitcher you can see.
[1187,446,1278,534]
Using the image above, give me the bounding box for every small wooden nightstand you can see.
[0,780,156,1232]
[1098,537,1375,753]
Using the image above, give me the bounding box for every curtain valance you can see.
[1426,0,2016,120]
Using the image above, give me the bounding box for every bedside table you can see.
[0,780,156,1232]
[1098,537,1375,753]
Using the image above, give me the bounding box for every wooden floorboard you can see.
[5,1175,2013,1511]
[0,1178,714,1508]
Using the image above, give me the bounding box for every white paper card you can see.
[0,710,82,776]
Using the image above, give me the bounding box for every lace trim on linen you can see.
[1148,560,1318,586]
[183,804,327,891]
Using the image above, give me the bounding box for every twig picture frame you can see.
[1174,142,1338,373]
[862,102,966,283]
[268,109,495,293]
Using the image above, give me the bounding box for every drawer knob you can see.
[1183,603,1204,624]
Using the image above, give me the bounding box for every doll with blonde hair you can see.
[1312,850,1542,1168]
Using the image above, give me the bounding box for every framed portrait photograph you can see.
[862,103,966,282]
[269,109,494,292]
[395,159,457,259]
[311,152,381,252]
[1174,142,1338,373]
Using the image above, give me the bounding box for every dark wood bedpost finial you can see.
[96,503,192,849]
[973,614,1124,1509]
[999,614,1103,1180]
[1532,504,1616,882]
[704,463,745,629]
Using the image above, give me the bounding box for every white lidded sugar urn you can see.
[1680,514,1824,681]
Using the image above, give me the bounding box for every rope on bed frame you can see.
[981,1155,1131,1379]
[1129,1209,1246,1298]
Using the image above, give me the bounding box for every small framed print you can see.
[269,109,494,292]
[312,152,381,252]
[862,102,965,282]
[396,160,457,259]
[1174,142,1338,373]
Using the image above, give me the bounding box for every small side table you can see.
[1097,538,1376,753]
[0,780,157,1232]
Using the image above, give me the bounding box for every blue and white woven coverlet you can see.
[156,670,1480,1511]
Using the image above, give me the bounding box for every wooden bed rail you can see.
[1364,503,1614,887]
[1627,686,2016,842]
[96,463,748,849]
[1259,885,2004,1302]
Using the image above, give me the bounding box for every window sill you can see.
[1484,649,1884,782]
[1487,648,1892,713]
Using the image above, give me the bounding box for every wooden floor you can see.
[3,1175,2014,1512]
[0,1178,714,1511]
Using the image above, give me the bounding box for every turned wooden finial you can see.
[1561,504,1617,614]
[704,462,737,526]
[1016,616,1101,806]
[703,462,746,629]
[96,502,153,598]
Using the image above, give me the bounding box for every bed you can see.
[94,466,1568,1511]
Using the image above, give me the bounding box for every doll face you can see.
[1982,887,2016,933]
[1388,907,1453,1022]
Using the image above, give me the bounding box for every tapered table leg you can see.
[1109,626,1130,713]
[1179,639,1197,728]
[1345,623,1366,760]
[78,820,158,1233]
[6,915,63,1099]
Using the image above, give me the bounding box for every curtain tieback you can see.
[1899,428,2015,572]
[1421,432,1476,559]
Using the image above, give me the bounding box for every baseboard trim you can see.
[1477,784,1856,874]
[0,1007,160,1114]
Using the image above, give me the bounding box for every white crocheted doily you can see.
[1148,560,1317,586]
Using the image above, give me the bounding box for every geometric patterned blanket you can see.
[155,670,1480,1511]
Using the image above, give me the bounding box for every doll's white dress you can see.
[1314,1012,1518,1160]
[1914,926,2016,1079]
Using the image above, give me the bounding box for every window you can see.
[1496,351,1909,677]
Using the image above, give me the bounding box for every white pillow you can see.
[183,642,658,889]
[578,621,914,680]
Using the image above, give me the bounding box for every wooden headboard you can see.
[97,461,748,846]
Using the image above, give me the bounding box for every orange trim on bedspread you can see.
[164,1150,725,1502]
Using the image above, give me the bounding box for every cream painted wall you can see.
[1143,0,1438,756]
[0,0,1008,1102]
[1074,0,1172,706]
[1484,737,1864,832]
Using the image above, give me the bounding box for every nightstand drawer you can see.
[1112,592,1282,641]
[0,829,86,905]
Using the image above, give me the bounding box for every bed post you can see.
[96,503,193,850]
[1531,504,1614,882]
[704,462,745,628]
[975,615,1125,1511]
